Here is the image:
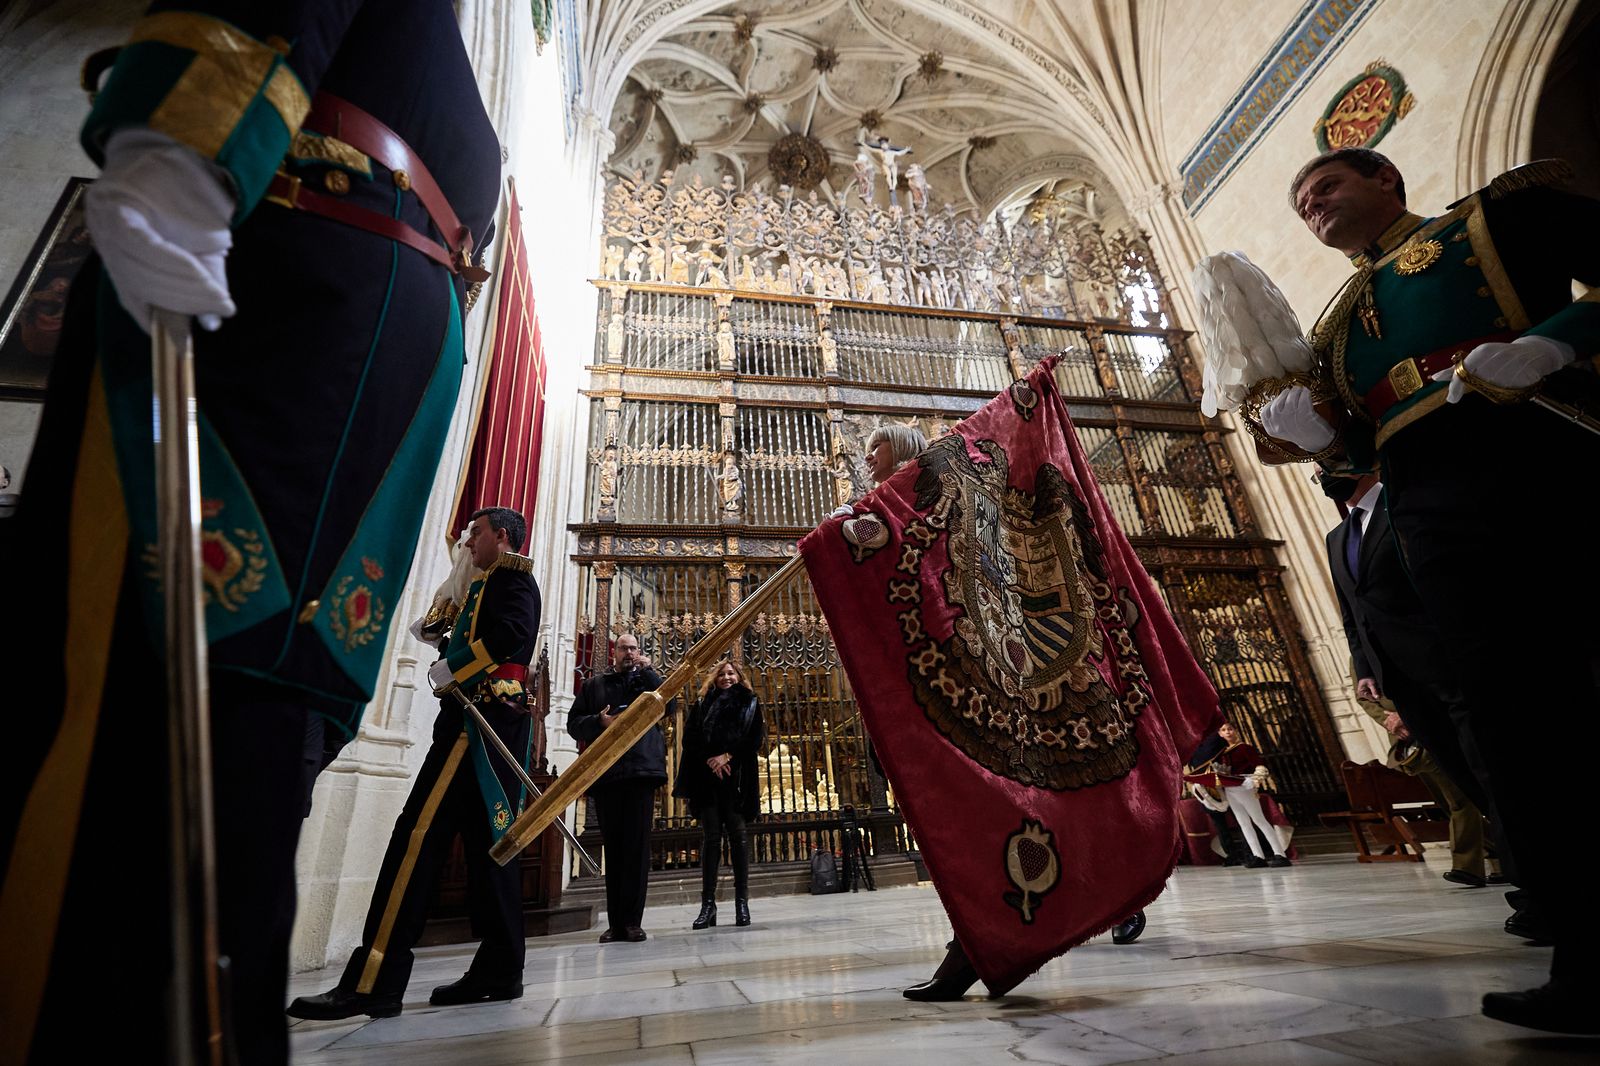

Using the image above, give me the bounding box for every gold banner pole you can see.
[489,553,809,866]
[442,687,602,874]
[152,309,226,1066]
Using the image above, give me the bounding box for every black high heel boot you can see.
[903,939,979,1001]
[692,899,717,930]
[735,898,751,926]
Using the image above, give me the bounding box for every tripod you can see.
[839,805,876,892]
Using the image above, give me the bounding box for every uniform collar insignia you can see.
[1349,211,1427,267]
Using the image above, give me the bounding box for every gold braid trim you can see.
[1311,269,1374,425]
[482,551,534,579]
[1487,158,1573,200]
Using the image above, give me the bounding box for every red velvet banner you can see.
[451,179,547,536]
[798,355,1222,994]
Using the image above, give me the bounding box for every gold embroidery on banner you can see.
[1392,239,1443,276]
[327,575,387,652]
[1003,819,1061,924]
[198,527,267,612]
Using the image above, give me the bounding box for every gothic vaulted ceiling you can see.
[601,0,1133,227]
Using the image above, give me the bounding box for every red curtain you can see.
[451,179,547,538]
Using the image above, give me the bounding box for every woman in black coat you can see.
[673,660,765,928]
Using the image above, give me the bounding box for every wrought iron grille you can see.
[1181,570,1342,821]
[1103,331,1187,403]
[1075,426,1145,536]
[621,289,718,371]
[830,307,1011,392]
[735,407,833,527]
[1014,322,1100,396]
[1131,430,1240,538]
[731,297,822,378]
[613,400,721,524]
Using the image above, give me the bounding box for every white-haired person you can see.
[829,423,928,517]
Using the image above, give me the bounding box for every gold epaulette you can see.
[1487,158,1573,200]
[483,551,534,578]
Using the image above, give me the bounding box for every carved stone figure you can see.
[646,242,666,282]
[853,150,875,206]
[905,163,929,212]
[718,453,743,513]
[624,245,645,282]
[861,132,911,199]
[669,247,692,285]
[866,266,890,304]
[602,242,624,279]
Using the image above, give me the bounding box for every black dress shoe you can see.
[1504,909,1554,945]
[1443,869,1486,888]
[1266,855,1292,868]
[1483,982,1600,1034]
[598,927,624,943]
[286,986,402,1020]
[903,940,979,1001]
[1243,856,1268,869]
[624,927,648,942]
[1111,911,1146,945]
[735,898,751,927]
[692,900,717,930]
[429,975,523,1007]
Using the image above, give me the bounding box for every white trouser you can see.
[1223,785,1286,858]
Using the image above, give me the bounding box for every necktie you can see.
[1346,510,1364,581]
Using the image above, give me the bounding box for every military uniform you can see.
[317,550,541,1006]
[1309,162,1600,995]
[0,4,500,1063]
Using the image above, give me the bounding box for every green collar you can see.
[1350,211,1427,268]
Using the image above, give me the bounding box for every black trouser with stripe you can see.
[336,698,530,997]
[593,780,658,931]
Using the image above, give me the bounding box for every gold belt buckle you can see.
[265,171,301,210]
[1387,358,1425,401]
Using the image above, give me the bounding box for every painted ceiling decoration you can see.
[603,0,1131,230]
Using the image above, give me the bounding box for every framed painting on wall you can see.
[0,177,94,399]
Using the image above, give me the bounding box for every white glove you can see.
[408,616,431,644]
[427,659,454,694]
[1258,385,1335,452]
[1247,765,1270,791]
[828,504,853,519]
[83,128,237,333]
[1432,335,1576,403]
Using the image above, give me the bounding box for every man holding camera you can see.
[568,633,671,942]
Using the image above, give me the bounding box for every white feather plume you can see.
[1191,252,1314,416]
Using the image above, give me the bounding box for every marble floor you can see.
[288,854,1597,1065]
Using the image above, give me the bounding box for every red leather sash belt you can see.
[266,92,489,283]
[1362,329,1518,420]
[489,663,529,683]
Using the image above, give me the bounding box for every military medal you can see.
[1357,282,1382,339]
[1393,238,1443,276]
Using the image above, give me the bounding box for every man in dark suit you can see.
[1323,472,1494,820]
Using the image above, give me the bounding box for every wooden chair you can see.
[1318,760,1449,862]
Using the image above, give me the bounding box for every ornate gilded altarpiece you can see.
[574,172,1344,872]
